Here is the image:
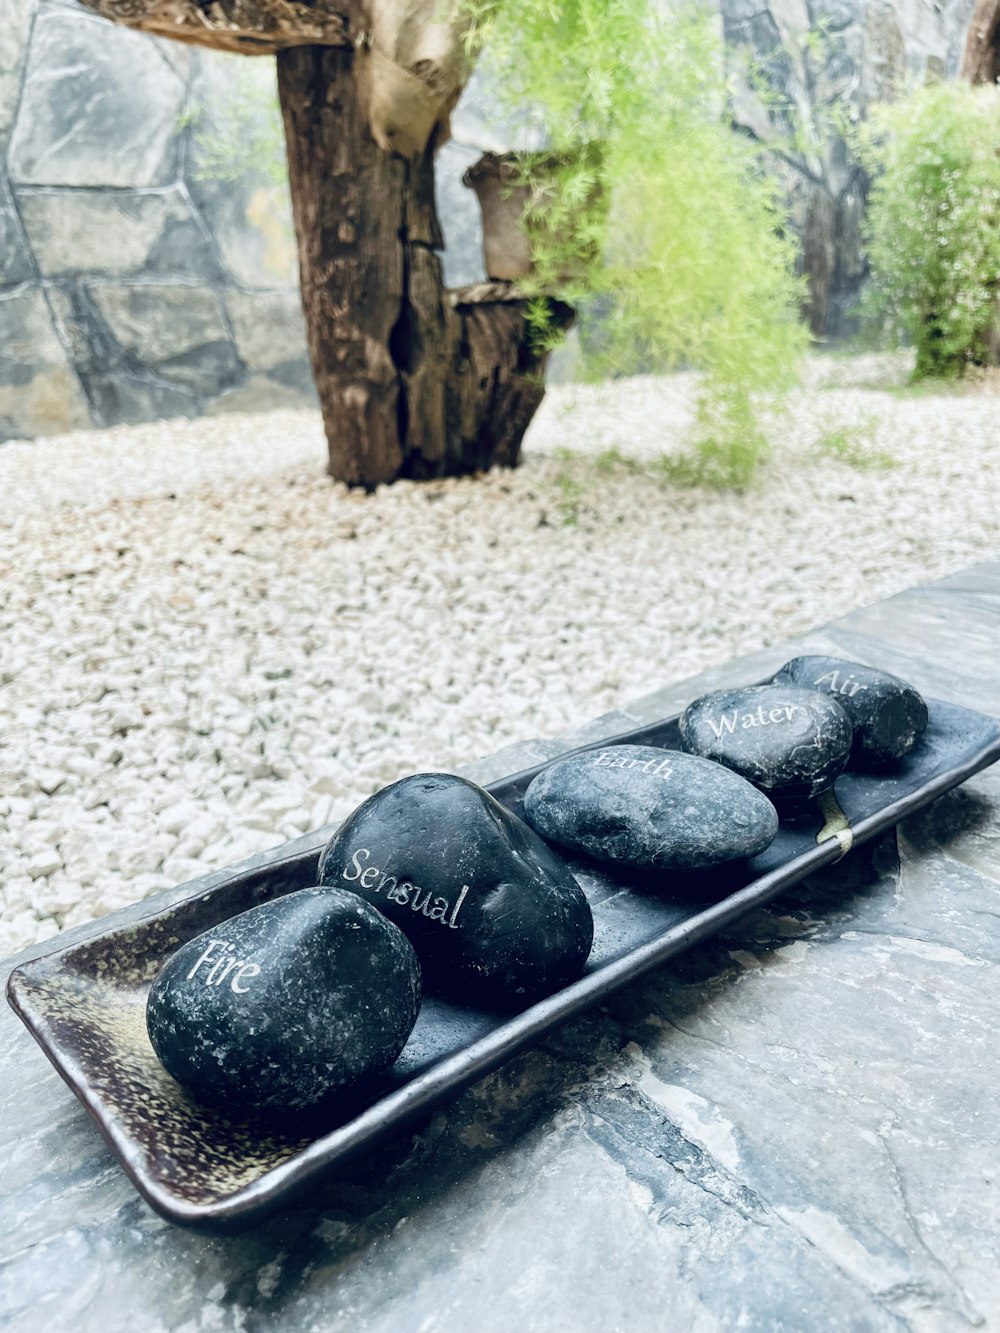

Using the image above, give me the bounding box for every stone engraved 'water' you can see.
[185,939,262,993]
[593,751,674,779]
[342,848,469,929]
[706,704,800,740]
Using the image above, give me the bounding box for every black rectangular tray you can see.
[8,695,1000,1231]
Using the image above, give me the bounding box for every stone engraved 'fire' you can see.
[342,848,469,928]
[707,703,800,740]
[186,939,262,993]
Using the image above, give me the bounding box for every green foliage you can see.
[184,59,287,189]
[551,446,586,523]
[464,0,809,487]
[815,415,896,470]
[592,445,641,475]
[857,82,1000,379]
[738,21,854,169]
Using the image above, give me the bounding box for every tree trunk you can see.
[961,0,1000,84]
[276,46,568,488]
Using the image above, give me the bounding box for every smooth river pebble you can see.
[680,684,853,801]
[522,743,779,872]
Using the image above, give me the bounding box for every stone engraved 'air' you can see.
[342,848,469,929]
[185,939,262,993]
[593,751,674,779]
[814,669,867,698]
[706,704,799,740]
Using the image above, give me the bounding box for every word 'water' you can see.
[706,703,800,741]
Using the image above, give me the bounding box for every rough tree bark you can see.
[81,0,567,488]
[277,46,568,487]
[961,0,1000,84]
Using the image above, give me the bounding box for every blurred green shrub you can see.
[857,82,1000,378]
[465,0,810,488]
[184,59,287,188]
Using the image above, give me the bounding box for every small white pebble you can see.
[2,356,998,948]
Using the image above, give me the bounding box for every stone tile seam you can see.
[0,280,38,303]
[579,1079,979,1325]
[7,2,40,169]
[870,1126,986,1326]
[172,178,234,308]
[574,1081,767,1222]
[837,925,1000,969]
[3,3,45,295]
[36,281,95,425]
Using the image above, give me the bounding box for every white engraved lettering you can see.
[814,668,867,698]
[709,704,799,739]
[186,939,262,993]
[342,848,370,881]
[231,963,261,994]
[340,850,469,929]
[592,751,673,780]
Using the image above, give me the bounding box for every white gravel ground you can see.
[2,354,998,958]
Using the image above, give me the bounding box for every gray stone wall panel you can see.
[8,8,186,187]
[206,373,317,415]
[720,0,980,337]
[0,286,90,438]
[185,174,299,290]
[17,187,192,277]
[224,287,310,373]
[0,165,33,288]
[0,0,34,146]
[0,3,318,441]
[89,283,231,363]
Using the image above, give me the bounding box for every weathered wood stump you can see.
[278,46,568,485]
[962,0,1000,84]
[79,0,565,486]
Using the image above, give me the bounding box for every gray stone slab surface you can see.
[17,187,195,279]
[0,285,91,439]
[8,8,184,188]
[4,563,1000,1331]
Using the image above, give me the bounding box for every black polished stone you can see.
[522,744,779,873]
[772,655,929,767]
[318,773,593,1004]
[680,685,853,801]
[146,887,420,1111]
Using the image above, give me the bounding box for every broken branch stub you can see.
[356,0,474,154]
[77,0,356,54]
[80,0,475,156]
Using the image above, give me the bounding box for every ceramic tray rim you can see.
[8,700,1000,1231]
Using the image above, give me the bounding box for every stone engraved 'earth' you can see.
[319,772,593,1004]
[146,886,421,1111]
[772,655,929,767]
[680,685,853,801]
[522,743,779,873]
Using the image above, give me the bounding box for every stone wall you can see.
[721,0,979,337]
[0,1,315,441]
[0,0,983,442]
[0,0,489,442]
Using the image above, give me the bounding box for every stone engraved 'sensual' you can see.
[185,939,262,992]
[592,751,674,779]
[706,704,800,740]
[342,848,469,928]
